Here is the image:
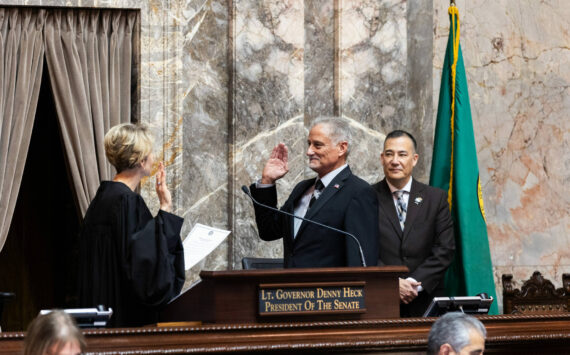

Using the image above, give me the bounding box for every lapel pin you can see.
[414,197,423,205]
[334,184,340,189]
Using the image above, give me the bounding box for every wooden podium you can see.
[160,266,408,324]
[4,266,570,353]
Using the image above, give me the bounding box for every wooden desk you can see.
[161,266,407,323]
[2,314,570,354]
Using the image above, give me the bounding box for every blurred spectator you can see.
[427,312,486,355]
[23,311,85,355]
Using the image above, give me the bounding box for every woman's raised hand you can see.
[156,161,172,212]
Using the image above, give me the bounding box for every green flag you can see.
[429,5,498,315]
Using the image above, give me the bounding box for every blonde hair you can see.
[104,123,154,173]
[23,311,86,355]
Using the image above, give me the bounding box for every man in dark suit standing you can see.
[249,117,379,268]
[373,130,455,316]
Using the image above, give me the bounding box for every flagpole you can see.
[430,1,499,315]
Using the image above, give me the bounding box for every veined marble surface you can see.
[231,0,432,268]
[338,0,407,128]
[434,0,570,309]
[232,0,306,268]
[179,0,229,285]
[4,0,567,311]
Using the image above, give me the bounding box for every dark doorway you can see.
[0,60,81,331]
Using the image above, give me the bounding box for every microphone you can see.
[241,185,367,267]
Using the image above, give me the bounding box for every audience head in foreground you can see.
[24,310,85,355]
[427,312,486,355]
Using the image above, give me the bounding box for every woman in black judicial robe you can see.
[78,123,185,327]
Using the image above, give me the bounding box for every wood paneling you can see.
[2,314,569,354]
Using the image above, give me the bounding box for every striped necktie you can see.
[393,190,407,230]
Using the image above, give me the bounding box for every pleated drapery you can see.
[45,9,135,215]
[0,8,46,252]
[0,8,136,252]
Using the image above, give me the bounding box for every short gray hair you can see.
[309,116,352,156]
[427,312,486,355]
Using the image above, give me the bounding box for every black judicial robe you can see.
[78,181,185,327]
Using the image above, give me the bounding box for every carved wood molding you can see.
[2,314,570,354]
[502,271,569,315]
[1,313,569,340]
[503,271,566,299]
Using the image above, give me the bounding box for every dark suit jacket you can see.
[373,178,455,316]
[250,166,379,268]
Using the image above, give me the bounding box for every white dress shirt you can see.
[386,177,423,292]
[256,164,348,238]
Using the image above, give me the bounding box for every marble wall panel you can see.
[434,0,570,309]
[230,0,436,268]
[405,0,433,180]
[304,0,335,119]
[338,0,407,132]
[181,0,230,283]
[0,0,192,280]
[231,0,306,268]
[5,0,434,285]
[336,0,433,183]
[0,0,184,215]
[7,0,567,312]
[139,1,184,218]
[0,0,184,218]
[338,0,398,183]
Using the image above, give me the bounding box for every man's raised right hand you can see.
[261,143,289,185]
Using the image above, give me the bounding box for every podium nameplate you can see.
[160,266,407,323]
[258,281,366,316]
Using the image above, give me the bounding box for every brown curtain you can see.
[44,9,135,214]
[0,8,46,252]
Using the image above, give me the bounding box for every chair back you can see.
[502,271,569,314]
[242,257,284,270]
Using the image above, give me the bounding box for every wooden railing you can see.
[2,314,570,354]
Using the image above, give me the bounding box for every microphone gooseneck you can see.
[241,185,367,267]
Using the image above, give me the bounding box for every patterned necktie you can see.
[393,190,407,230]
[308,180,325,209]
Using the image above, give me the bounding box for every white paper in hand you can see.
[182,223,230,270]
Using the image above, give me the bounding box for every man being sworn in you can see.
[249,117,379,268]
